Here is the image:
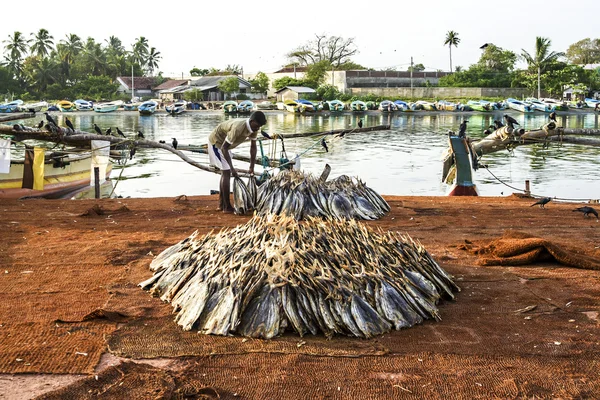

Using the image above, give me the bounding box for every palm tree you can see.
[146,47,162,76]
[30,28,54,58]
[444,31,460,73]
[2,31,29,80]
[56,34,83,84]
[521,37,564,98]
[132,36,149,73]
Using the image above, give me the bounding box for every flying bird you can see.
[172,137,178,149]
[65,117,75,132]
[530,197,552,208]
[116,127,126,137]
[573,206,598,219]
[320,138,328,152]
[44,112,57,127]
[458,120,468,138]
[358,119,363,129]
[137,130,145,139]
[94,124,103,135]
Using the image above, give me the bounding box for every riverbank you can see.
[0,194,599,399]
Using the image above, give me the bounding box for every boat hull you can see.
[0,154,112,199]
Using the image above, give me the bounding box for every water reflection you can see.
[11,110,600,200]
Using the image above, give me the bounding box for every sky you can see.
[2,1,599,78]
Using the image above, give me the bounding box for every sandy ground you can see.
[0,193,599,399]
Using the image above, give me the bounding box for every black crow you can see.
[458,120,468,138]
[44,112,57,127]
[105,127,112,136]
[503,114,519,130]
[530,197,552,208]
[358,119,363,129]
[573,206,598,219]
[37,120,44,129]
[493,120,504,130]
[549,112,557,122]
[94,124,103,135]
[320,138,328,152]
[116,127,125,137]
[172,138,178,149]
[129,147,136,160]
[137,130,145,139]
[65,117,75,132]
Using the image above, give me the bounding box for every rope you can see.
[481,164,595,202]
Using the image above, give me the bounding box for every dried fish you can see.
[140,215,459,339]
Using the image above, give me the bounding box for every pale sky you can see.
[2,1,599,78]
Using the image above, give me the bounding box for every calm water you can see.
[16,110,600,200]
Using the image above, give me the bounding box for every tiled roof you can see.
[118,77,160,90]
[190,75,251,89]
[153,79,189,90]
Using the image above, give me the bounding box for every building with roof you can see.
[274,86,317,102]
[116,77,161,99]
[188,76,254,101]
[154,79,191,102]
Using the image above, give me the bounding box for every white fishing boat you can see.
[138,100,158,115]
[166,100,188,115]
[0,100,24,113]
[20,101,48,112]
[74,99,93,111]
[506,98,534,113]
[94,100,124,113]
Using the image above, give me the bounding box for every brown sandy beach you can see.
[0,194,599,399]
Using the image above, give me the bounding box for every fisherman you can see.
[208,110,267,213]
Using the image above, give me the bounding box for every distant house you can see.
[154,79,191,102]
[116,77,159,99]
[275,86,316,102]
[189,75,253,101]
[562,86,588,101]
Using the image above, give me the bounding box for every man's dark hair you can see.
[250,111,267,126]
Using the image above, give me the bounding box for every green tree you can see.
[303,60,330,88]
[190,67,209,76]
[132,36,149,72]
[565,38,600,65]
[146,47,161,76]
[72,75,118,101]
[183,88,204,102]
[24,56,59,93]
[272,76,304,91]
[407,63,425,72]
[287,34,358,68]
[316,84,341,101]
[249,71,269,94]
[521,36,565,98]
[443,31,460,72]
[2,31,30,81]
[29,28,54,58]
[218,76,239,99]
[0,65,22,97]
[477,44,517,73]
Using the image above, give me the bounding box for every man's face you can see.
[250,120,262,132]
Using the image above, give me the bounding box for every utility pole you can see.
[410,56,414,99]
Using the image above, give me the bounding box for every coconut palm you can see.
[444,31,460,73]
[2,31,29,80]
[521,36,565,99]
[146,47,162,76]
[131,36,149,72]
[30,28,54,58]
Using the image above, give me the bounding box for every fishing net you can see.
[139,214,459,339]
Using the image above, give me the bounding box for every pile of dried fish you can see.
[249,169,389,220]
[140,215,459,339]
[232,177,256,215]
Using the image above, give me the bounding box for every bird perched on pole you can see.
[530,197,552,208]
[458,120,468,138]
[137,130,145,139]
[172,137,178,149]
[94,124,103,135]
[358,119,363,129]
[320,138,329,152]
[493,120,504,130]
[105,127,112,136]
[37,120,44,129]
[44,112,57,128]
[503,114,519,131]
[116,127,126,137]
[65,117,75,133]
[572,206,598,219]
